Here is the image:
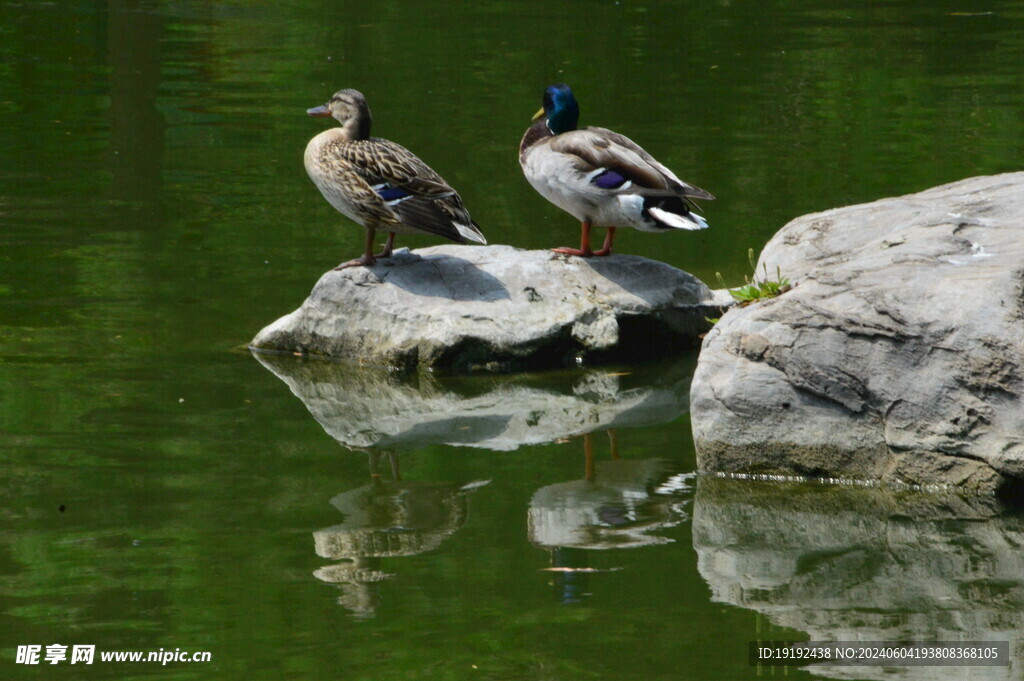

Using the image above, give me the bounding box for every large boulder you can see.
[691,173,1024,495]
[250,245,725,372]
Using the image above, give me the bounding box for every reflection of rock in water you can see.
[529,433,694,603]
[254,352,696,612]
[313,459,488,617]
[252,352,691,451]
[693,477,1024,681]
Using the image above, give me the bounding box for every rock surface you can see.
[250,245,724,372]
[691,173,1024,494]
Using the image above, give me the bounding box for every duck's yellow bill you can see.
[531,107,545,122]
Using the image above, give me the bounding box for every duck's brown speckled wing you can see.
[316,136,483,243]
[336,138,456,197]
[392,192,483,244]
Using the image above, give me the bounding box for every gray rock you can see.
[691,173,1024,494]
[250,245,723,372]
[693,477,1024,681]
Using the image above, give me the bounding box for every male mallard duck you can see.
[305,89,486,269]
[519,84,713,257]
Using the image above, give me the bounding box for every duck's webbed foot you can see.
[552,246,594,257]
[552,221,597,257]
[334,227,386,269]
[333,255,376,270]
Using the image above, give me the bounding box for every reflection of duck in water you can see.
[313,451,489,616]
[528,432,693,603]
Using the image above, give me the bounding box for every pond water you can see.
[3,1,1024,679]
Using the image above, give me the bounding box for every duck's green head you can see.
[532,83,579,135]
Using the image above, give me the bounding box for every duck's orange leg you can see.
[374,231,396,259]
[553,221,595,257]
[335,227,378,269]
[593,227,616,256]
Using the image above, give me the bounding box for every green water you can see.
[3,1,1024,679]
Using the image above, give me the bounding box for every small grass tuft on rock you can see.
[716,248,792,306]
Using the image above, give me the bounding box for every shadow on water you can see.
[253,351,696,613]
[693,477,1024,680]
[108,0,166,208]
